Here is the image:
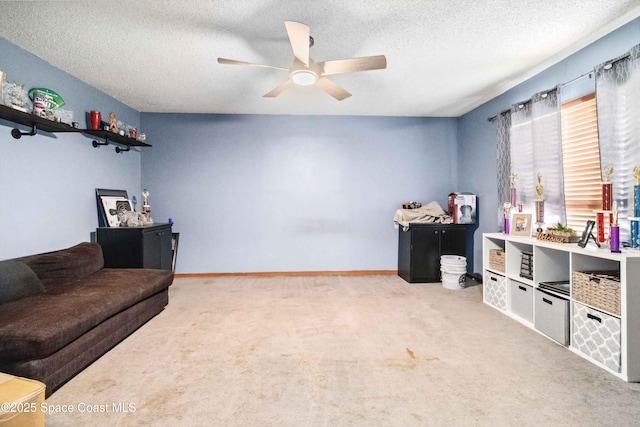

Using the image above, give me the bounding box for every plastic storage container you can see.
[440,255,466,290]
[0,373,46,427]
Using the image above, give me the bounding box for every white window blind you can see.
[561,93,602,232]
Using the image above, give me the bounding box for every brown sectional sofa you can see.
[0,242,173,396]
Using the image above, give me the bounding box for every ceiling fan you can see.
[217,21,387,101]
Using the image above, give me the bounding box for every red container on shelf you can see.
[90,111,101,130]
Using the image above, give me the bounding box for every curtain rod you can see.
[487,109,510,122]
[487,51,632,123]
[488,72,586,122]
[558,70,593,88]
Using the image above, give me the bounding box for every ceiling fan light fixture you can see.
[290,69,318,86]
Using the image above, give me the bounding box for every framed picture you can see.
[578,220,598,248]
[96,188,130,227]
[511,213,533,237]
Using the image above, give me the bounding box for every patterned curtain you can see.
[495,112,511,229]
[595,44,640,243]
[510,88,566,227]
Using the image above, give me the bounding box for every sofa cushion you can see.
[0,260,45,304]
[0,268,173,362]
[18,242,104,288]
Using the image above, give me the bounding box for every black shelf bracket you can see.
[92,138,110,148]
[115,145,131,153]
[11,124,37,139]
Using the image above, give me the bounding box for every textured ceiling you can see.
[0,1,638,117]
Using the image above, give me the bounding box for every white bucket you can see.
[441,255,466,265]
[442,270,466,290]
[441,255,466,290]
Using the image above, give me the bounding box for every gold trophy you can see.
[535,173,544,232]
[142,189,151,221]
[510,173,518,209]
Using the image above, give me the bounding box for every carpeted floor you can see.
[45,275,640,426]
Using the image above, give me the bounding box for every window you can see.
[560,92,602,232]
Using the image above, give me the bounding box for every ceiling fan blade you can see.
[320,55,387,76]
[315,77,352,101]
[263,80,293,98]
[284,21,310,67]
[217,58,288,71]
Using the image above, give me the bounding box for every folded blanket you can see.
[393,201,453,231]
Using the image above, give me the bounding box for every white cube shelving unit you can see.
[483,232,640,382]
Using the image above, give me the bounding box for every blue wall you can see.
[2,17,638,273]
[458,17,640,274]
[0,38,142,259]
[141,114,458,273]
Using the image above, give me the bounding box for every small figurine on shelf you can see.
[109,112,118,133]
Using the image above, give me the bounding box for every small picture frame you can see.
[578,220,597,248]
[510,213,533,237]
[96,188,130,227]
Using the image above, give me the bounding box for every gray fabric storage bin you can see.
[510,280,533,323]
[534,289,569,346]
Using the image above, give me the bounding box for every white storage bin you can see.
[484,270,507,311]
[510,280,533,323]
[534,289,569,346]
[572,301,621,372]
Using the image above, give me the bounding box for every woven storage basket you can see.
[489,249,505,273]
[572,270,620,316]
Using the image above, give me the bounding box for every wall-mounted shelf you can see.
[0,104,73,137]
[0,104,151,152]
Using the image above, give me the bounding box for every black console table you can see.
[97,223,173,270]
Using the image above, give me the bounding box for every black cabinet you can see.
[398,223,466,283]
[97,223,173,270]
